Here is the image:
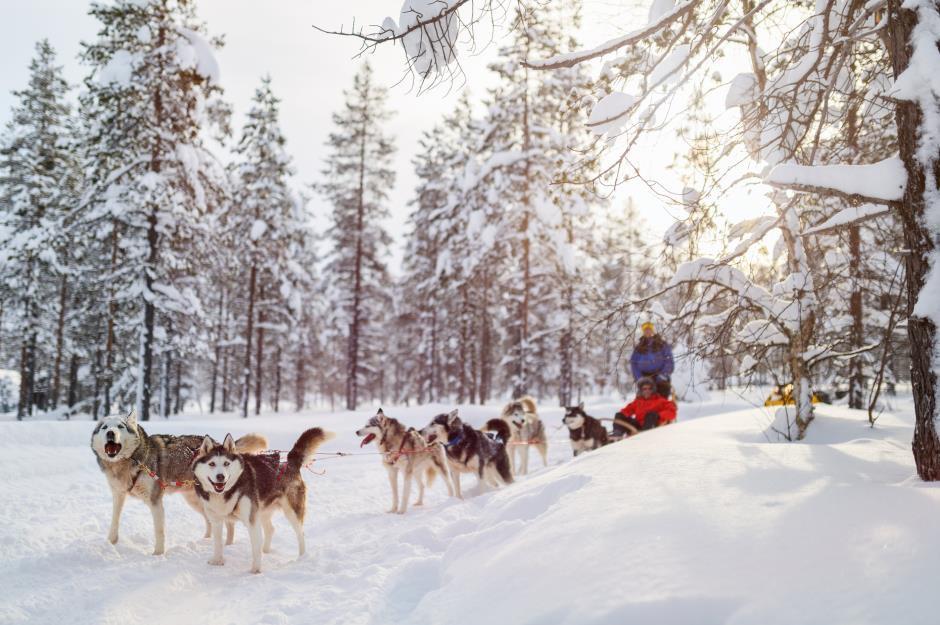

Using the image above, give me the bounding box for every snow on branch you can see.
[525,0,698,70]
[314,0,507,90]
[801,204,891,236]
[765,157,907,205]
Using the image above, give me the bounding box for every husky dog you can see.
[192,428,334,573]
[356,408,453,514]
[421,409,513,498]
[90,410,267,555]
[499,396,548,475]
[562,404,610,457]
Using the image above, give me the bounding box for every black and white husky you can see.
[90,410,267,555]
[499,396,548,475]
[356,408,453,514]
[192,428,334,574]
[421,409,513,498]
[563,404,610,456]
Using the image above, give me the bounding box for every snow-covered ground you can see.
[1,394,937,625]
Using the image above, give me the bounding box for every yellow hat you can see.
[641,322,655,332]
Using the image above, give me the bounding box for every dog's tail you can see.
[484,418,511,446]
[519,396,538,416]
[287,428,335,472]
[497,449,514,485]
[234,433,268,454]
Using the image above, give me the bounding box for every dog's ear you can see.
[376,408,387,424]
[197,435,214,458]
[447,409,459,425]
[377,407,385,416]
[125,408,138,431]
[222,433,236,453]
[578,401,585,411]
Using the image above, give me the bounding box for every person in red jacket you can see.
[613,376,677,437]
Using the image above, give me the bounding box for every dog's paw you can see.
[262,545,272,554]
[413,501,424,507]
[152,547,165,556]
[208,557,225,566]
[386,507,398,514]
[396,508,407,515]
[250,566,262,574]
[107,533,119,545]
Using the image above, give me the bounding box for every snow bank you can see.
[1,400,937,625]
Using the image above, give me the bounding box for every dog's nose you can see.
[106,431,115,441]
[215,474,225,482]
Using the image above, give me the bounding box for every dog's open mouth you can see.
[210,480,226,493]
[426,433,437,443]
[360,433,376,447]
[104,442,122,458]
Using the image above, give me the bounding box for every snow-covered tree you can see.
[227,77,301,417]
[318,62,396,410]
[0,40,81,419]
[76,0,228,420]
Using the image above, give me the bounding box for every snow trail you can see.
[1,398,937,625]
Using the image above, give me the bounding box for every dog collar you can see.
[443,432,463,447]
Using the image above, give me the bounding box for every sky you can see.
[0,0,685,268]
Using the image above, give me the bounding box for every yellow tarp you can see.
[764,384,823,406]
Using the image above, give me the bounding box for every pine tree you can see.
[0,40,80,419]
[77,0,228,420]
[476,1,600,400]
[227,77,298,417]
[318,62,396,410]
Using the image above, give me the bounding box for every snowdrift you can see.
[0,400,937,625]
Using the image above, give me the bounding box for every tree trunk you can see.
[92,348,102,420]
[274,345,281,413]
[159,351,172,419]
[173,358,182,414]
[51,276,68,410]
[254,301,265,417]
[139,26,165,422]
[209,290,224,413]
[221,342,230,413]
[426,307,437,403]
[295,340,306,411]
[457,287,469,403]
[67,353,79,417]
[479,271,493,404]
[103,225,118,413]
[17,330,31,420]
[888,0,940,480]
[347,109,368,412]
[242,263,257,418]
[514,27,532,400]
[848,225,866,409]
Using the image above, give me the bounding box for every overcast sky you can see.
[0,1,674,267]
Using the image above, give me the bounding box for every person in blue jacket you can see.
[630,321,674,397]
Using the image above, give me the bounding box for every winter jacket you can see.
[630,336,674,380]
[618,394,677,427]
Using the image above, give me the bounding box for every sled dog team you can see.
[90,396,651,573]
